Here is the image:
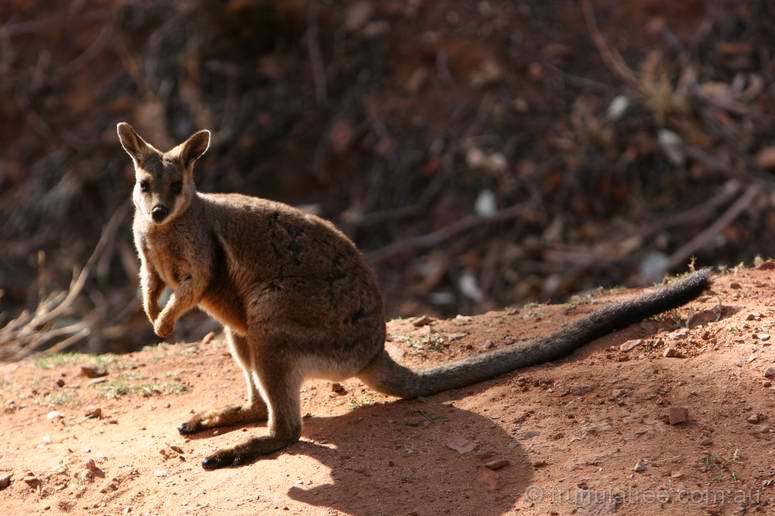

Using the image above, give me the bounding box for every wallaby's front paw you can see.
[153,317,174,339]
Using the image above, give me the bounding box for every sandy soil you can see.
[2,267,775,515]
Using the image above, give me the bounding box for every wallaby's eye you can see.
[171,181,183,196]
[139,180,150,193]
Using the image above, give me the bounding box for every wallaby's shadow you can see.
[281,398,532,515]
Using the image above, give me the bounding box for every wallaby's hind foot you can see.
[202,345,304,469]
[177,402,269,435]
[201,434,300,470]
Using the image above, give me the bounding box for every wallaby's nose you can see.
[151,205,170,223]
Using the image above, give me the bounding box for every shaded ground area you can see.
[3,268,775,514]
[3,0,775,357]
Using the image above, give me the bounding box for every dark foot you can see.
[178,404,268,436]
[200,436,297,470]
[178,421,202,435]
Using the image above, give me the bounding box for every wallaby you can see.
[117,122,711,470]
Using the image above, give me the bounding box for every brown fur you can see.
[117,123,711,469]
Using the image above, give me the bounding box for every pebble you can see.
[663,347,684,358]
[331,383,346,395]
[83,459,98,472]
[764,367,775,379]
[633,459,647,473]
[22,472,40,488]
[55,379,65,388]
[758,334,771,342]
[80,365,108,379]
[669,328,689,340]
[412,315,433,327]
[47,410,64,421]
[747,413,765,424]
[668,407,689,425]
[85,406,102,419]
[446,437,477,454]
[0,473,11,490]
[620,339,643,352]
[730,282,742,289]
[485,459,510,471]
[153,469,168,477]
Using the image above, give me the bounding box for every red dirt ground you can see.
[2,267,775,515]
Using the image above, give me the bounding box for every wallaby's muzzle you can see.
[151,205,170,223]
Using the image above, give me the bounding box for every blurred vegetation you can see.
[1,0,775,357]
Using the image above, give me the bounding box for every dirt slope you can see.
[2,268,775,515]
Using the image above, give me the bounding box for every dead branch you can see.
[0,203,130,361]
[306,0,327,105]
[579,0,640,90]
[367,204,528,265]
[666,183,761,271]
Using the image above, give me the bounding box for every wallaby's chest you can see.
[144,235,196,289]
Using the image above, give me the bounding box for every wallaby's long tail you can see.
[358,269,711,399]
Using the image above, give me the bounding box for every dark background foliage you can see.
[1,0,774,355]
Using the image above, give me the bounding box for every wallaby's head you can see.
[116,122,210,226]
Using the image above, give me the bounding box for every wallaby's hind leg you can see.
[178,328,268,435]
[201,341,303,469]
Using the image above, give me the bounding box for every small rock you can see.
[22,472,40,488]
[412,315,433,327]
[88,377,108,386]
[446,437,477,454]
[47,410,64,421]
[153,469,167,478]
[84,406,102,419]
[758,334,771,342]
[663,347,684,358]
[620,339,643,352]
[485,459,510,471]
[55,379,65,388]
[80,365,108,379]
[331,383,346,395]
[700,437,713,446]
[764,380,772,388]
[764,367,775,379]
[168,444,184,455]
[753,424,770,434]
[453,315,473,325]
[633,459,647,473]
[668,406,689,425]
[729,282,742,289]
[671,471,684,479]
[532,460,548,468]
[82,459,98,472]
[747,413,765,424]
[0,473,11,490]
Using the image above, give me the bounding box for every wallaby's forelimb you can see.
[358,269,711,399]
[139,258,163,323]
[153,274,208,338]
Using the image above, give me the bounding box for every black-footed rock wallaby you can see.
[117,122,711,469]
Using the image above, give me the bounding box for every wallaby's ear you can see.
[179,130,211,167]
[116,122,153,162]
